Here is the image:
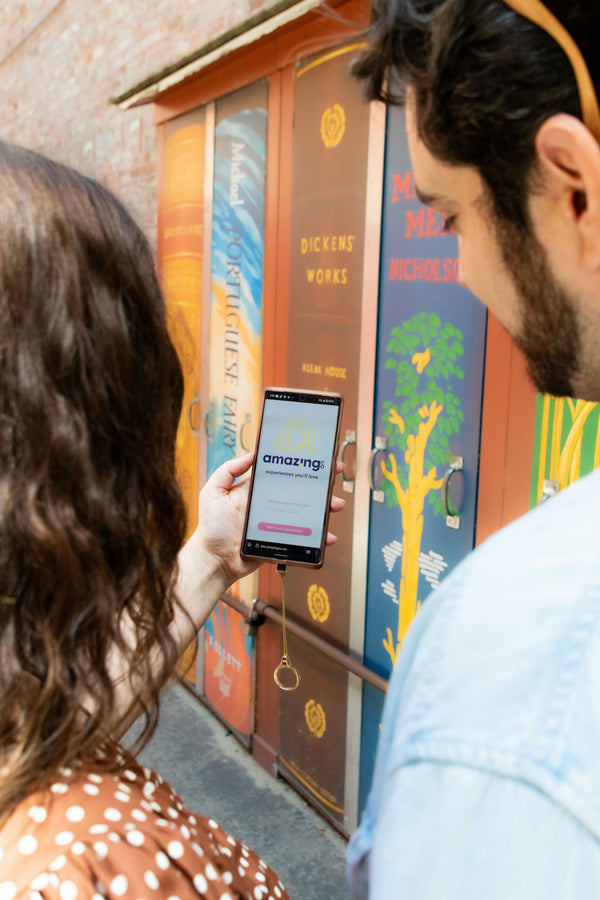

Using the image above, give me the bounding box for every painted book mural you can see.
[279,45,371,828]
[378,311,467,664]
[358,105,488,813]
[159,109,206,682]
[160,109,206,541]
[206,93,267,473]
[203,82,268,736]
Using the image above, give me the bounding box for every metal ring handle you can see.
[337,429,356,492]
[274,656,301,691]
[239,413,252,451]
[368,437,387,491]
[368,448,379,491]
[441,456,464,518]
[188,394,201,438]
[204,400,216,441]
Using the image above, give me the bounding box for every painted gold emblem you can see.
[307,584,330,623]
[304,699,326,738]
[320,104,346,149]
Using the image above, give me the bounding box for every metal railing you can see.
[221,591,388,695]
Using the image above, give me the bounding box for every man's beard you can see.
[496,219,580,398]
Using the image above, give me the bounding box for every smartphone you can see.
[241,388,343,567]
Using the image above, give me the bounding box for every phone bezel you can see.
[240,387,343,568]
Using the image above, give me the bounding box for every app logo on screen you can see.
[278,419,315,453]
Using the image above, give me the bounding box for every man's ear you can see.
[536,114,600,270]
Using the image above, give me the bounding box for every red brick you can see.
[0,0,276,244]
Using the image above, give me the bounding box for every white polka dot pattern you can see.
[29,806,47,823]
[0,750,290,900]
[66,805,85,822]
[0,883,17,900]
[59,881,78,900]
[17,835,37,856]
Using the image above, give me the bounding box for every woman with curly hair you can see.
[0,140,300,899]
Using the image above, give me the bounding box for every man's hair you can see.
[0,141,186,819]
[353,0,600,227]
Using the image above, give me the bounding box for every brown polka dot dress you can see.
[0,754,289,900]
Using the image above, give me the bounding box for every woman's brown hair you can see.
[0,141,186,822]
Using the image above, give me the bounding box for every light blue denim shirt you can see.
[348,467,600,898]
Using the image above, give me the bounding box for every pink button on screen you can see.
[258,522,312,536]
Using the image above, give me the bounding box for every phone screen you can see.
[241,389,343,566]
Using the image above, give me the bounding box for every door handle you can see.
[239,413,252,451]
[204,400,216,443]
[538,479,560,504]
[188,393,200,438]
[441,455,463,529]
[337,429,356,493]
[368,436,387,503]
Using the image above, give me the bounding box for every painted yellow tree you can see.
[381,311,464,666]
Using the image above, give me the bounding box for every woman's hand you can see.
[195,453,346,587]
[166,453,346,673]
[196,451,259,585]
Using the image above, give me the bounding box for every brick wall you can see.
[0,0,279,245]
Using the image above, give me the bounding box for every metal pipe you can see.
[220,591,388,695]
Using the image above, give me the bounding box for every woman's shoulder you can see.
[0,755,288,899]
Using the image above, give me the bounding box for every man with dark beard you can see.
[348,2,600,897]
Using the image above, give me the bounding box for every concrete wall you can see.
[0,0,279,244]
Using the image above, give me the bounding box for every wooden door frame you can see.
[477,315,537,545]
